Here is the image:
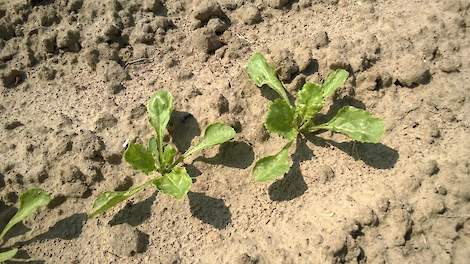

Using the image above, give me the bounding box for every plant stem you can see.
[125,178,156,196]
[141,178,157,188]
[171,155,185,170]
[298,120,311,132]
[167,149,197,173]
[273,80,291,106]
[308,124,327,133]
[157,135,164,168]
[133,175,162,193]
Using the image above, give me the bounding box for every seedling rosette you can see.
[246,52,385,182]
[89,90,236,218]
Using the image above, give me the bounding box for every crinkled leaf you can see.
[184,123,236,157]
[246,52,290,103]
[0,188,51,241]
[314,106,384,143]
[162,144,177,168]
[147,90,173,160]
[295,82,323,123]
[124,143,156,174]
[253,142,293,182]
[153,167,191,199]
[89,185,145,218]
[265,99,297,140]
[321,69,349,98]
[0,248,18,262]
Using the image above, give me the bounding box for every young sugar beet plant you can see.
[246,53,385,182]
[0,188,51,262]
[89,90,236,218]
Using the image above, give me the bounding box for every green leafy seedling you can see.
[89,90,236,218]
[246,52,385,182]
[0,188,51,262]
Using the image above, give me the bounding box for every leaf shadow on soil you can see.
[259,85,297,104]
[306,135,399,169]
[0,202,31,243]
[5,249,45,264]
[187,192,232,230]
[108,192,157,226]
[7,212,87,263]
[0,172,5,188]
[194,141,255,169]
[185,164,202,179]
[260,85,282,101]
[168,111,201,153]
[268,137,312,201]
[31,0,54,7]
[18,213,87,245]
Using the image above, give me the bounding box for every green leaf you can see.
[153,167,192,199]
[0,248,18,262]
[148,136,159,162]
[124,143,156,174]
[265,99,297,140]
[321,69,349,98]
[0,188,51,241]
[147,90,173,163]
[295,82,323,123]
[313,106,384,143]
[253,142,293,182]
[89,185,145,218]
[162,144,177,168]
[184,123,236,157]
[246,52,290,103]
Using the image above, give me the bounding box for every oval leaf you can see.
[246,52,290,103]
[184,123,236,157]
[0,188,51,241]
[124,143,156,174]
[295,82,323,123]
[89,185,145,218]
[253,142,293,182]
[265,99,297,140]
[315,106,384,143]
[148,90,173,135]
[153,167,192,199]
[0,248,18,262]
[147,90,173,158]
[322,69,349,98]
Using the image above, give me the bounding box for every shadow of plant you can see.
[188,192,231,230]
[0,202,30,242]
[306,135,399,169]
[30,0,55,7]
[195,141,254,169]
[10,213,87,252]
[168,111,201,153]
[6,248,45,263]
[185,164,202,182]
[268,137,311,201]
[260,85,281,101]
[0,172,5,188]
[109,192,157,226]
[30,213,87,241]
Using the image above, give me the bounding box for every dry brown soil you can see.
[0,0,469,263]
